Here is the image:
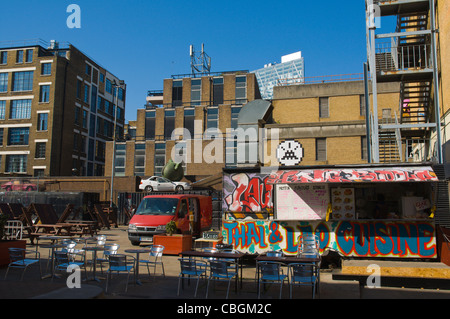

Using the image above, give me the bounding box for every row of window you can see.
[0,124,47,146]
[0,49,33,65]
[0,65,52,93]
[0,100,49,125]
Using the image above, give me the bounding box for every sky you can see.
[1,0,387,122]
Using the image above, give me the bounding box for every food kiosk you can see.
[222,163,446,259]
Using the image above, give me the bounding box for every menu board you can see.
[275,184,329,220]
[331,188,355,219]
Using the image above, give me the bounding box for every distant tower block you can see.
[190,44,211,76]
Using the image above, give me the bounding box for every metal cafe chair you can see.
[4,248,42,281]
[257,261,288,299]
[177,258,208,298]
[288,263,319,299]
[105,254,135,293]
[206,260,237,299]
[97,243,120,274]
[140,245,165,278]
[52,250,87,282]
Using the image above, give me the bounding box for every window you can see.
[361,136,368,160]
[319,97,329,118]
[85,64,91,76]
[8,127,29,145]
[34,169,44,177]
[76,80,82,99]
[25,49,33,63]
[12,71,33,91]
[100,73,105,83]
[145,111,156,140]
[213,77,224,106]
[184,109,195,139]
[84,85,90,104]
[172,80,183,107]
[154,143,166,176]
[0,73,8,92]
[0,101,5,120]
[105,79,112,94]
[134,143,146,176]
[0,128,3,145]
[95,141,105,160]
[360,95,366,116]
[0,51,7,64]
[235,76,247,104]
[10,99,31,119]
[174,142,187,173]
[82,110,88,128]
[16,50,23,63]
[164,109,175,140]
[206,107,218,136]
[37,113,48,131]
[5,155,27,173]
[191,79,201,106]
[225,139,238,167]
[39,85,50,103]
[41,63,51,76]
[316,138,327,161]
[35,142,46,159]
[114,144,126,176]
[231,107,241,129]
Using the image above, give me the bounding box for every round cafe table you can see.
[124,248,152,285]
[40,243,67,279]
[83,246,105,282]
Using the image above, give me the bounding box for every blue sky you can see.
[2,0,382,122]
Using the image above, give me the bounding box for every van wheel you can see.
[131,240,140,246]
[175,185,184,193]
[145,186,153,192]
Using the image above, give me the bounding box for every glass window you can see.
[206,107,218,137]
[361,136,368,160]
[16,50,23,63]
[231,106,241,129]
[35,142,46,158]
[0,101,5,120]
[316,138,327,161]
[106,79,112,94]
[85,64,91,76]
[0,73,8,92]
[41,63,51,75]
[10,99,31,119]
[5,155,27,173]
[184,108,195,139]
[164,109,175,140]
[84,85,90,104]
[319,97,329,118]
[235,76,247,104]
[134,143,146,176]
[76,80,82,99]
[37,113,48,131]
[360,95,366,116]
[0,128,3,145]
[82,110,88,128]
[114,143,126,176]
[172,80,183,107]
[145,111,155,140]
[39,85,50,103]
[25,49,33,63]
[154,143,166,176]
[12,71,33,91]
[191,79,201,106]
[8,127,29,145]
[0,51,7,64]
[213,77,224,106]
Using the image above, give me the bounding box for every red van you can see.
[127,194,212,246]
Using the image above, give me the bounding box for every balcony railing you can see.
[376,42,432,72]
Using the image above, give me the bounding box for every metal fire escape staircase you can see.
[366,0,442,164]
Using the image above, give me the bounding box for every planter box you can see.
[154,234,192,255]
[0,240,26,267]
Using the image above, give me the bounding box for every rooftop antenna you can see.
[190,43,211,76]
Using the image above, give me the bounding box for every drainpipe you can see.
[364,63,372,163]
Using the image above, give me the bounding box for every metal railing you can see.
[376,42,432,71]
[277,73,364,86]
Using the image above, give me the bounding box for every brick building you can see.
[0,40,126,177]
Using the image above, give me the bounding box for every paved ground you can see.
[1,226,450,300]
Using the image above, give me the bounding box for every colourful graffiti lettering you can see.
[223,173,273,212]
[222,220,437,258]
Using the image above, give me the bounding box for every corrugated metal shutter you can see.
[433,165,450,228]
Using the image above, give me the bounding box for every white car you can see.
[139,176,191,193]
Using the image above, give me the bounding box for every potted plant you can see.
[0,214,27,266]
[165,220,177,236]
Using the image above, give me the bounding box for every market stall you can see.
[222,164,444,259]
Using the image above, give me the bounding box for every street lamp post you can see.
[110,79,125,208]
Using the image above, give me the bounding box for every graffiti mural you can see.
[267,166,438,184]
[222,220,437,258]
[223,173,273,213]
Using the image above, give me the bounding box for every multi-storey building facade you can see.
[105,71,260,182]
[0,40,125,177]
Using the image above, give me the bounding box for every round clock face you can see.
[276,140,303,166]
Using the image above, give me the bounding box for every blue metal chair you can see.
[140,245,165,278]
[52,250,87,282]
[177,258,207,298]
[288,263,319,299]
[257,261,288,299]
[97,243,120,274]
[206,260,237,299]
[105,254,135,293]
[4,248,42,281]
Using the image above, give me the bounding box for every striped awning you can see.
[267,166,439,184]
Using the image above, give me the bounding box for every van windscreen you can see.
[135,198,179,215]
